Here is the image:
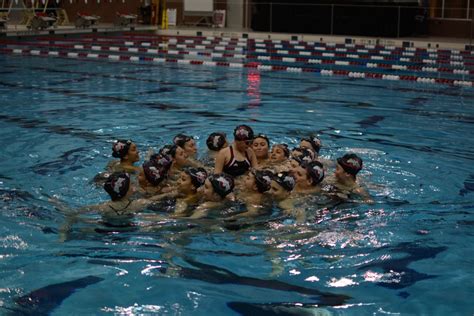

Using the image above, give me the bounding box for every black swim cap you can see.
[302,136,322,153]
[291,147,314,164]
[159,144,178,158]
[337,153,363,176]
[143,160,167,186]
[112,139,132,158]
[173,134,192,148]
[206,132,227,151]
[104,172,130,201]
[233,125,254,141]
[253,169,273,193]
[209,173,235,198]
[303,161,325,185]
[185,167,208,188]
[273,172,296,192]
[149,153,172,172]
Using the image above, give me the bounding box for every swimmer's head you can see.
[270,144,290,163]
[159,144,177,158]
[300,136,321,154]
[252,134,270,160]
[149,153,172,172]
[112,139,133,159]
[104,172,131,201]
[206,132,227,151]
[173,134,192,147]
[304,161,325,186]
[173,134,197,156]
[273,171,296,192]
[337,153,363,177]
[270,172,295,200]
[233,125,254,142]
[291,147,314,164]
[207,173,235,199]
[142,160,167,186]
[252,169,274,193]
[185,167,208,189]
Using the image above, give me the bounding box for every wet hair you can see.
[253,134,270,147]
[233,125,254,141]
[143,160,167,186]
[206,132,227,151]
[302,161,325,186]
[208,173,235,198]
[301,136,322,154]
[337,153,363,176]
[252,170,273,193]
[112,139,132,159]
[273,144,290,158]
[273,171,296,192]
[185,167,208,188]
[291,147,314,164]
[173,134,193,148]
[159,144,178,158]
[104,172,130,201]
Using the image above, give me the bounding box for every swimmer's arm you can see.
[230,204,263,219]
[189,202,219,219]
[148,190,178,201]
[172,199,188,217]
[352,186,374,204]
[49,197,106,215]
[248,148,259,169]
[214,148,227,173]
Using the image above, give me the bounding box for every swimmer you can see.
[173,167,208,217]
[269,171,305,222]
[233,169,273,218]
[270,171,296,213]
[173,133,198,159]
[159,144,189,180]
[300,136,321,157]
[107,139,141,174]
[279,147,314,172]
[252,134,270,164]
[137,154,172,196]
[268,144,290,171]
[300,136,333,168]
[325,153,373,203]
[215,125,258,177]
[190,173,235,219]
[291,161,325,194]
[54,172,175,237]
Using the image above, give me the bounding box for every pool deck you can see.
[1,23,472,51]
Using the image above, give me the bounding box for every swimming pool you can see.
[0,47,473,315]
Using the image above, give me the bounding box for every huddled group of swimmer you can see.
[64,124,372,225]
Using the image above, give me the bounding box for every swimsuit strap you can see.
[109,199,132,215]
[245,149,251,164]
[225,146,236,168]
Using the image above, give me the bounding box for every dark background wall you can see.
[55,0,472,38]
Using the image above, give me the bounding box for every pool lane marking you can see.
[31,36,474,67]
[1,47,472,87]
[70,33,474,58]
[2,40,472,79]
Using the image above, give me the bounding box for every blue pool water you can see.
[0,53,473,315]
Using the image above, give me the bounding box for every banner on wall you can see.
[167,8,176,26]
[213,10,225,28]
